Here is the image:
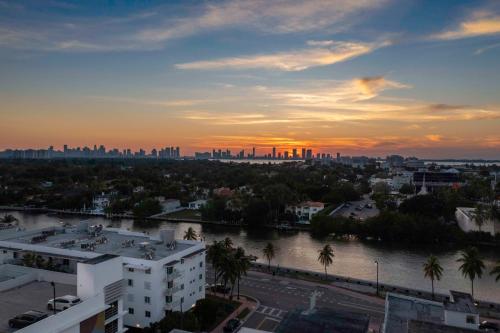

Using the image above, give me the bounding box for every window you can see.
[144,282,151,290]
[127,279,133,287]
[145,268,151,274]
[181,284,184,290]
[199,274,203,280]
[128,268,134,272]
[13,252,18,259]
[199,262,203,268]
[180,297,184,304]
[128,308,134,314]
[166,266,173,274]
[145,311,151,318]
[63,259,69,266]
[144,296,150,304]
[166,296,172,303]
[181,259,184,264]
[199,286,202,292]
[466,315,476,324]
[167,281,173,289]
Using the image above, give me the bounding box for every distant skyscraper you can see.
[284,151,289,159]
[301,148,306,159]
[292,148,297,159]
[272,147,276,159]
[252,147,256,158]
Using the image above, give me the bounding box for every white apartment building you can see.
[0,254,126,333]
[286,201,325,223]
[0,222,206,330]
[456,207,500,236]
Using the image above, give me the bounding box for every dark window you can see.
[145,311,151,318]
[128,279,133,287]
[128,308,134,314]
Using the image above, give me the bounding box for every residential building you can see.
[213,187,234,198]
[286,201,324,223]
[0,224,206,330]
[456,207,500,236]
[0,253,126,333]
[382,291,479,333]
[188,200,207,210]
[157,198,182,213]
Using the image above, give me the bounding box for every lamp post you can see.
[50,281,56,315]
[374,260,379,296]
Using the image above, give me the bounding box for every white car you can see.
[47,295,81,311]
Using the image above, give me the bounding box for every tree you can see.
[0,214,18,224]
[223,237,233,249]
[423,255,443,299]
[491,262,500,282]
[22,252,36,267]
[132,198,162,218]
[318,244,334,279]
[219,252,238,299]
[473,204,491,232]
[399,183,415,195]
[262,243,275,270]
[207,241,225,287]
[457,247,485,298]
[183,227,198,241]
[234,247,251,299]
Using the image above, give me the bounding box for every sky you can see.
[1,0,500,159]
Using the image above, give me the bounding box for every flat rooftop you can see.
[0,225,199,261]
[408,320,479,333]
[0,281,76,333]
[276,308,369,333]
[444,291,478,314]
[384,293,444,333]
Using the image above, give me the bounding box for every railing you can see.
[105,301,118,320]
[165,284,182,296]
[105,319,118,333]
[165,268,184,281]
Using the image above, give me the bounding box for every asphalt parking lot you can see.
[332,195,379,220]
[0,281,76,333]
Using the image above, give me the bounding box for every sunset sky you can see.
[1,0,500,158]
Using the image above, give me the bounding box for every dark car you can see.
[223,318,241,333]
[209,283,231,294]
[9,310,48,328]
[480,321,499,332]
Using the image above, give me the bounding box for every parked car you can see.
[223,318,241,333]
[208,283,231,294]
[9,311,48,328]
[47,295,81,311]
[480,321,499,332]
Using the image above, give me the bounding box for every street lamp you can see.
[50,281,56,315]
[374,260,379,296]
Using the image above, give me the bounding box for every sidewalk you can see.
[210,294,257,333]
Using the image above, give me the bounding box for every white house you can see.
[287,201,325,223]
[455,207,500,236]
[157,197,182,213]
[0,223,206,330]
[188,200,207,210]
[91,192,111,214]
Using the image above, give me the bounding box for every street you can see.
[333,195,379,220]
[207,268,385,332]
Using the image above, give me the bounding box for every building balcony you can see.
[165,268,184,281]
[164,285,182,296]
[165,299,181,311]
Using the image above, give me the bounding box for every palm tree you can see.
[457,247,485,298]
[183,227,198,240]
[1,214,18,224]
[423,255,443,299]
[491,262,500,282]
[219,252,238,299]
[223,237,233,249]
[207,241,225,287]
[234,247,251,300]
[262,243,275,270]
[318,244,334,279]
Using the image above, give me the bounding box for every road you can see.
[207,268,385,332]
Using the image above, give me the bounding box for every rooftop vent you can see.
[159,229,175,245]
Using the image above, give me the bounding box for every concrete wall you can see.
[444,310,479,330]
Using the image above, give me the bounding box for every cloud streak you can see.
[432,11,500,40]
[176,41,387,71]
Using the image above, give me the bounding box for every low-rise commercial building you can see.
[455,207,500,236]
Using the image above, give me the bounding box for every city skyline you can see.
[1,0,500,159]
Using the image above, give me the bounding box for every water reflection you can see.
[3,211,500,302]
